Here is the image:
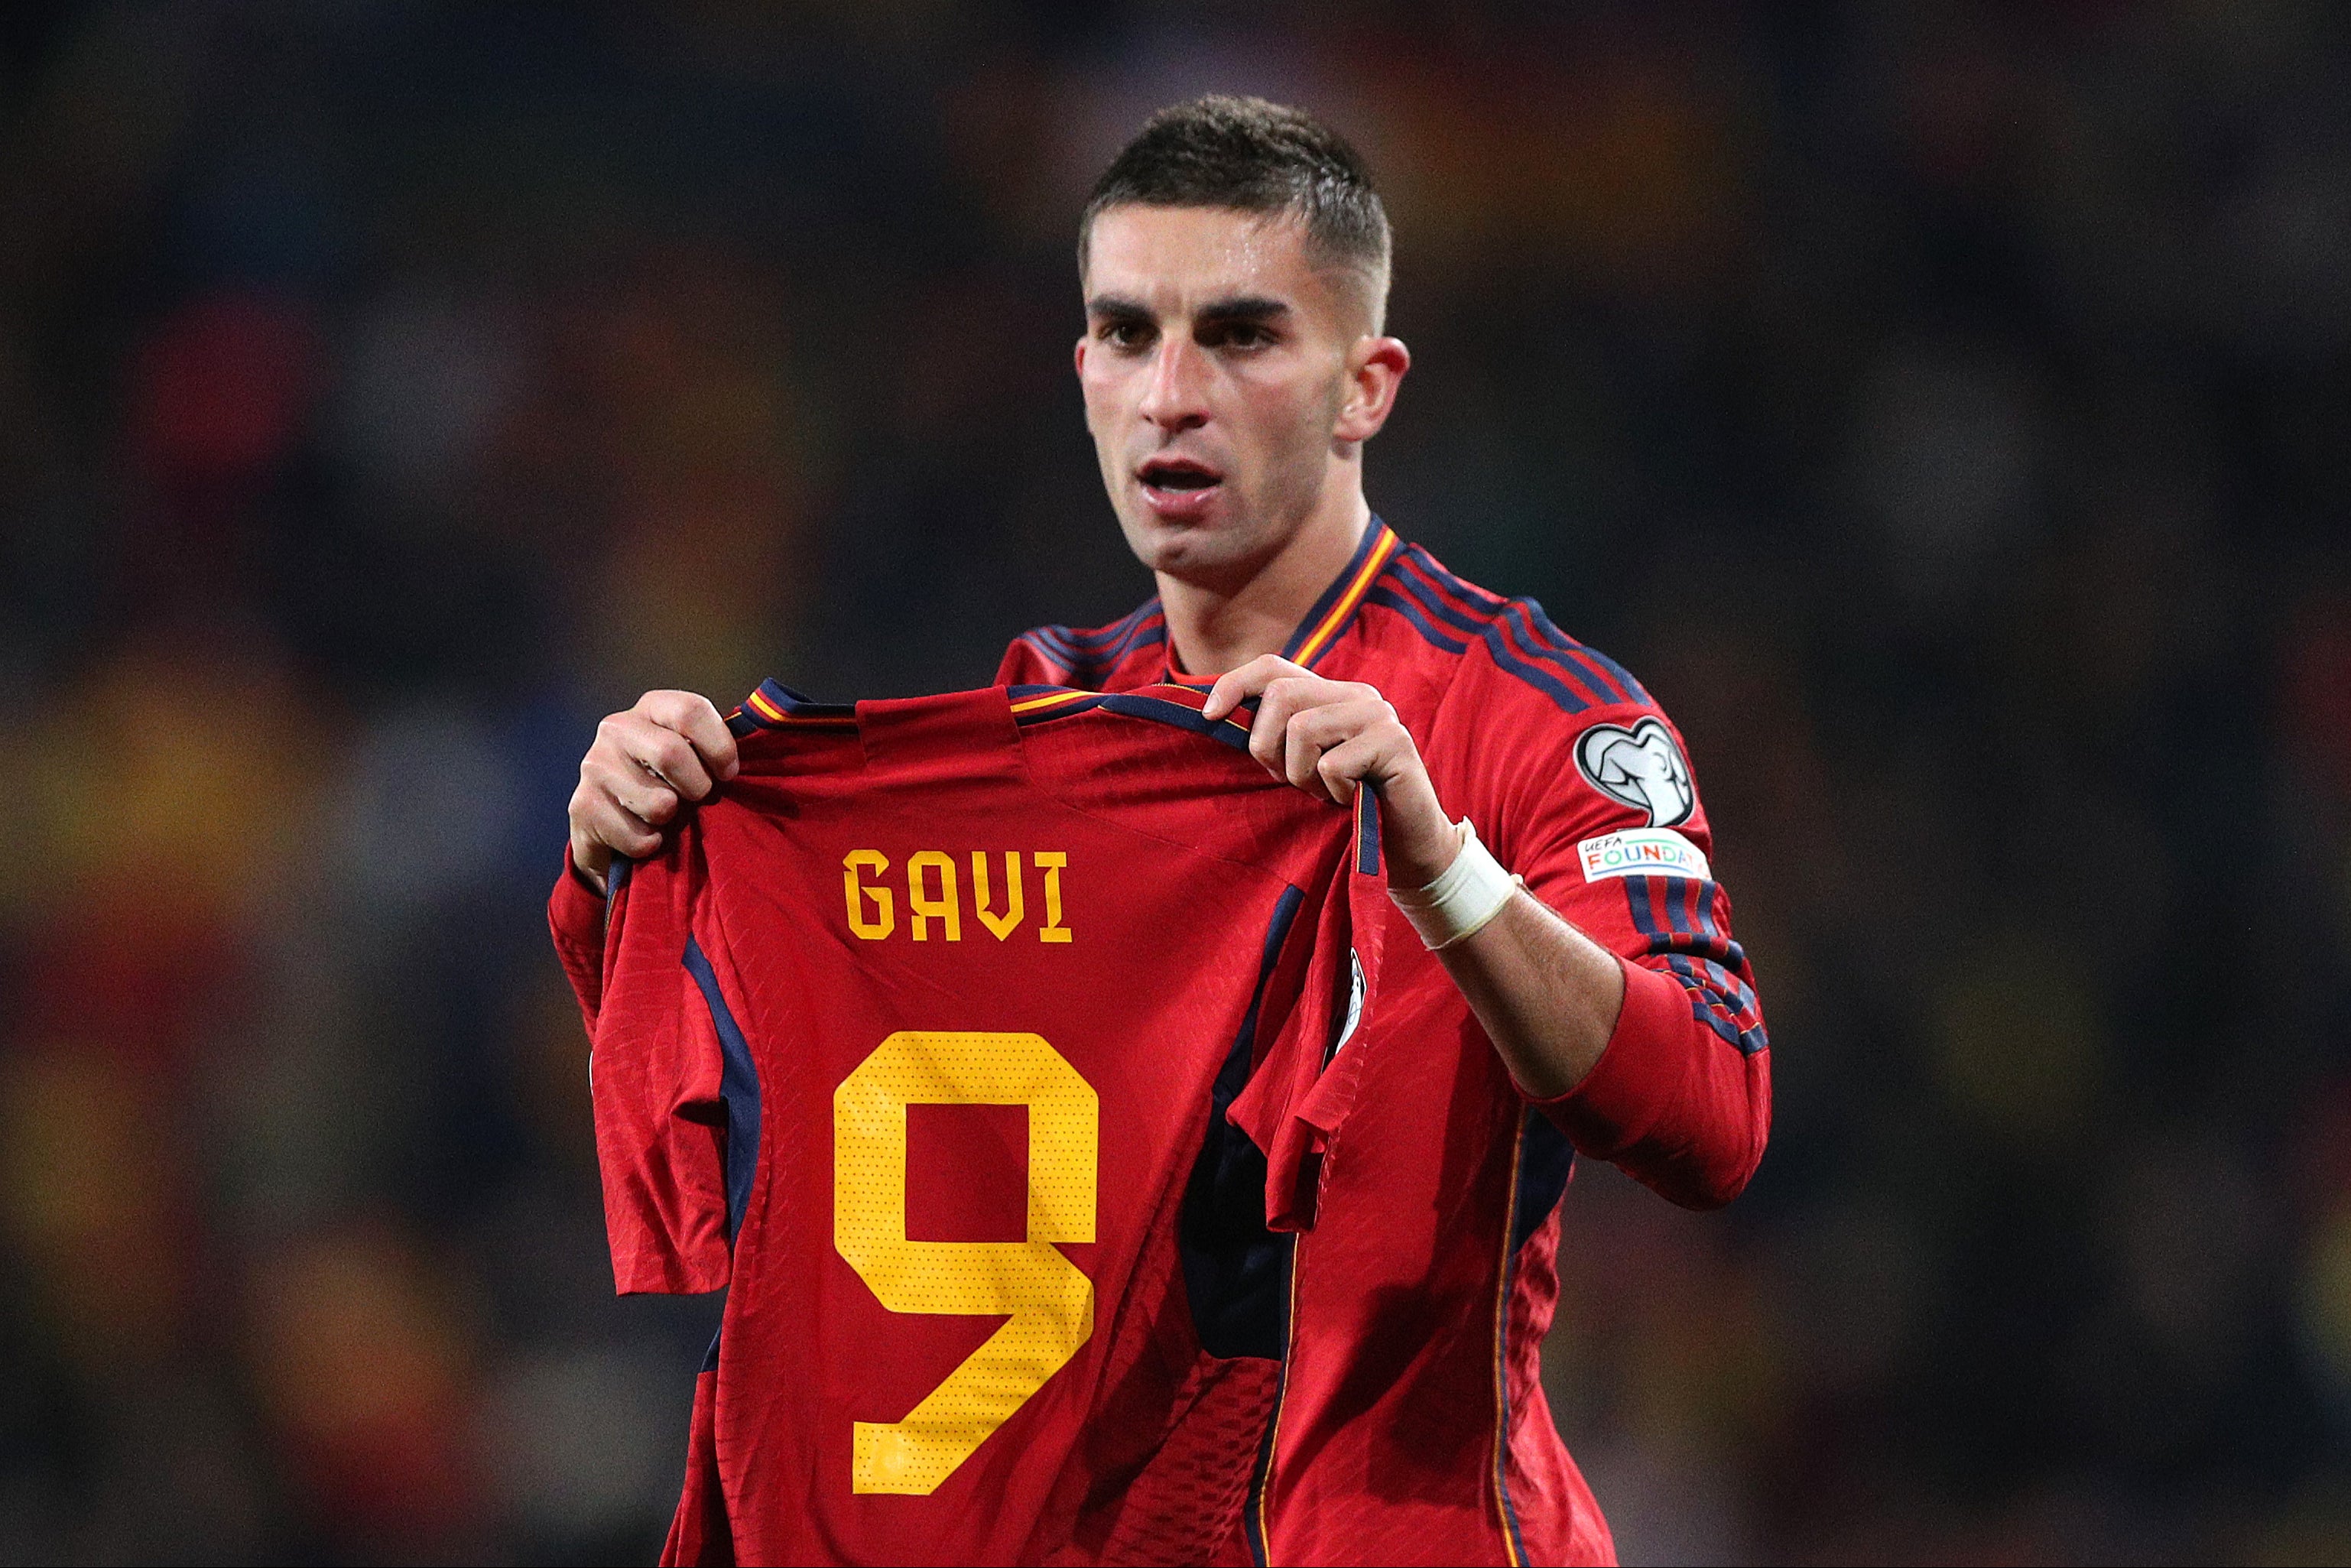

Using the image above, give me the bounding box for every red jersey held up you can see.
[996,518,1773,1566]
[565,681,1390,1566]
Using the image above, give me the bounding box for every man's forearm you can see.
[1431,891,1626,1099]
[1365,751,1628,1099]
[1430,875,1771,1211]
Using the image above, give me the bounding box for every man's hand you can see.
[1200,655,1456,886]
[1203,654,1625,1096]
[567,690,740,893]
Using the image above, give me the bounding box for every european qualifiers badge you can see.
[1573,718,1696,828]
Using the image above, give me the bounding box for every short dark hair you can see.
[1081,96,1392,329]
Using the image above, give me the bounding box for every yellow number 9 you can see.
[833,1031,1097,1495]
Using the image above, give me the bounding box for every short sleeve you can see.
[547,845,611,1031]
[588,839,742,1294]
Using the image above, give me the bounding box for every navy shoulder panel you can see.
[1383,545,1653,716]
[1015,599,1166,688]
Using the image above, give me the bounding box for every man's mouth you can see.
[1138,459,1223,495]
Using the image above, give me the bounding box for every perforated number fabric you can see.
[834,1031,1096,1495]
[574,683,1387,1566]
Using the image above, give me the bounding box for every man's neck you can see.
[1157,490,1372,677]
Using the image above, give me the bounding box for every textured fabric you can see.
[663,1372,733,1566]
[562,683,1390,1566]
[996,519,1771,1566]
[1047,1353,1282,1566]
[544,518,1774,1566]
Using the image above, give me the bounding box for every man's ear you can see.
[1334,336,1411,444]
[1074,335,1089,378]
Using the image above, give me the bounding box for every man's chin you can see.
[1121,512,1256,579]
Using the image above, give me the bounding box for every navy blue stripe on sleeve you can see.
[1625,876,1769,1057]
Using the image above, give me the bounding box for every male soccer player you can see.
[557,97,1769,1565]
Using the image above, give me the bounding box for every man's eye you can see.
[1100,321,1151,349]
[1210,324,1272,349]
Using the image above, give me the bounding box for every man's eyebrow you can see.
[1083,294,1294,323]
[1196,295,1291,323]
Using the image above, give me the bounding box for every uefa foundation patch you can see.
[1577,827,1711,883]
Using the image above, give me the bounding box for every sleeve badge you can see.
[1573,718,1695,827]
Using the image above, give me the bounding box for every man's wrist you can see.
[1379,774,1460,887]
[567,839,611,897]
[1389,818,1521,950]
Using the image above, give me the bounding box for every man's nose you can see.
[1137,336,1210,432]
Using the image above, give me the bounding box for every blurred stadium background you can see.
[2,2,2348,1562]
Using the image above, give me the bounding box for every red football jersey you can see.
[550,518,1774,1566]
[995,519,1773,1566]
[565,682,1390,1566]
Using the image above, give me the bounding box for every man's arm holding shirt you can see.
[547,658,1771,1211]
[1203,654,1771,1210]
[550,690,739,1017]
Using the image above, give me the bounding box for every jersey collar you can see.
[1159,515,1403,687]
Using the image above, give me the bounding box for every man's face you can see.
[1077,206,1369,587]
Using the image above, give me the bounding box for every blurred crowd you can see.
[1,2,2346,1562]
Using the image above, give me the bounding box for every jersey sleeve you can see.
[995,633,1058,687]
[549,847,612,1032]
[1447,670,1771,1211]
[586,834,746,1294]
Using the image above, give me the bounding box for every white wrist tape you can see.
[1388,818,1521,950]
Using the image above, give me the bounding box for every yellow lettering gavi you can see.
[843,851,1071,943]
